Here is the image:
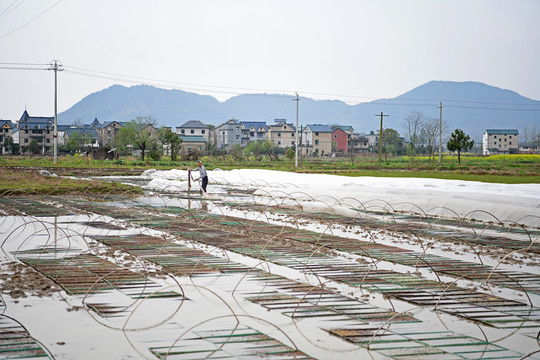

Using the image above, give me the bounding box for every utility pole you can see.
[293,93,299,168]
[48,60,63,164]
[376,112,389,168]
[438,101,443,166]
[299,124,303,165]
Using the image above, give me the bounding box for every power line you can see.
[0,66,47,70]
[444,98,540,106]
[64,66,414,103]
[366,101,437,107]
[445,104,540,111]
[64,65,297,94]
[0,0,63,39]
[0,0,19,17]
[63,68,262,97]
[0,62,49,66]
[62,67,475,105]
[60,65,540,110]
[62,68,540,112]
[0,66,48,70]
[4,61,540,113]
[0,0,24,20]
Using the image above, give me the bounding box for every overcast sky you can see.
[1,0,539,122]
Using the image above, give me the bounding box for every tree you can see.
[422,118,439,162]
[65,131,92,153]
[66,132,83,153]
[522,124,539,143]
[382,128,403,155]
[206,141,218,156]
[229,144,244,161]
[159,127,182,161]
[11,142,19,155]
[447,129,474,165]
[403,111,425,163]
[72,117,84,128]
[243,140,277,160]
[28,139,39,155]
[2,137,14,155]
[116,116,159,161]
[285,147,295,160]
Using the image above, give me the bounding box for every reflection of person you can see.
[191,160,208,194]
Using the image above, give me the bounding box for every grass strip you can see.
[0,168,142,196]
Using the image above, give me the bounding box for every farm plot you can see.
[0,169,539,359]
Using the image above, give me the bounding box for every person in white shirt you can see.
[191,160,208,193]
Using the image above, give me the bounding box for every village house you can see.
[176,120,210,142]
[519,141,540,154]
[349,133,370,154]
[17,110,55,155]
[365,132,378,149]
[241,121,268,146]
[336,126,374,155]
[215,118,242,150]
[331,127,350,153]
[62,127,100,149]
[95,121,126,147]
[0,120,15,154]
[482,129,519,155]
[303,124,333,157]
[179,135,206,156]
[332,125,354,137]
[267,119,296,148]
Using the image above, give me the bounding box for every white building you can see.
[176,120,210,142]
[482,129,519,155]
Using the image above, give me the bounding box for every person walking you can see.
[191,160,208,194]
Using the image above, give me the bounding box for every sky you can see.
[1,0,539,122]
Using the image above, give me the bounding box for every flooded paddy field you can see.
[1,169,539,359]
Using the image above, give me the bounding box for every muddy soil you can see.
[0,262,61,299]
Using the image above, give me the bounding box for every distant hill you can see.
[58,81,540,140]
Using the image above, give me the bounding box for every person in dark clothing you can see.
[192,160,208,194]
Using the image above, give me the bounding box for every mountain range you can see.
[58,81,540,140]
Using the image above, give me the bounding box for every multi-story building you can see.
[62,128,100,149]
[482,129,519,155]
[179,135,206,156]
[267,119,296,148]
[350,133,370,154]
[215,118,242,150]
[17,110,55,155]
[331,127,349,153]
[333,125,354,136]
[95,121,126,147]
[241,121,268,146]
[0,120,15,154]
[330,126,367,155]
[176,120,210,142]
[302,124,332,156]
[365,133,378,149]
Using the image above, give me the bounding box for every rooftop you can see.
[179,120,208,129]
[306,124,333,132]
[179,135,207,143]
[485,129,519,135]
